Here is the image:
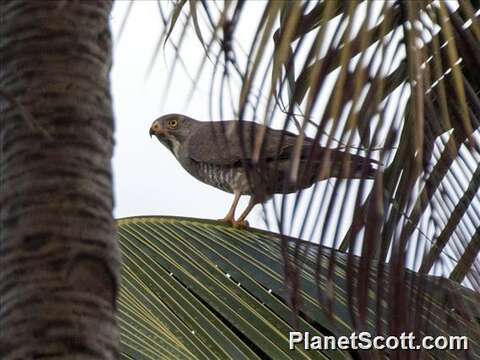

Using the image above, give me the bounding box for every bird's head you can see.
[149,114,196,156]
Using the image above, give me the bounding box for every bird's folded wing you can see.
[186,121,381,176]
[187,121,301,165]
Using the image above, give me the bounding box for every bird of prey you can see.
[150,114,379,228]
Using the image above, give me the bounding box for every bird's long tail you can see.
[314,150,381,181]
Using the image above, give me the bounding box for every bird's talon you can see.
[232,220,249,229]
[217,217,234,226]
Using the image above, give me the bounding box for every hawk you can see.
[150,114,379,228]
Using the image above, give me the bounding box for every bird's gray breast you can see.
[190,161,246,193]
[172,144,242,193]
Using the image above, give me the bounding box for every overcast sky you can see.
[108,2,480,284]
[108,0,350,235]
[110,1,272,228]
[108,0,383,233]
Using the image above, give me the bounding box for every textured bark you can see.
[0,1,119,358]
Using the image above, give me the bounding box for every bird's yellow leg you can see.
[219,191,241,225]
[232,197,256,229]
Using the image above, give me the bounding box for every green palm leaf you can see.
[118,217,480,359]
[148,0,480,335]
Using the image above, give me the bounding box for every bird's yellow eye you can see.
[167,119,178,129]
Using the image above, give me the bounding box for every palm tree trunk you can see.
[0,1,119,358]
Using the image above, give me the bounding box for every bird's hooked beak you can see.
[150,123,166,138]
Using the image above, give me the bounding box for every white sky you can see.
[110,1,266,227]
[108,1,390,233]
[108,1,479,285]
[109,1,379,239]
[108,0,402,243]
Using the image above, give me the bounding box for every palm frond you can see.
[118,217,480,359]
[155,0,480,337]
